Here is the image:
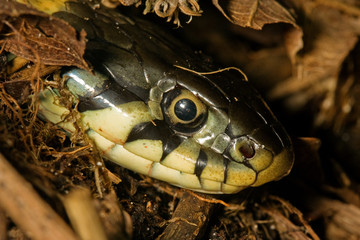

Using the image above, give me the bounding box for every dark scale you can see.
[194,150,208,180]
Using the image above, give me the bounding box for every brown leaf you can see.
[212,0,297,29]
[306,197,360,240]
[269,1,360,112]
[0,0,89,70]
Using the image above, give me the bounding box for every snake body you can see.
[38,1,294,194]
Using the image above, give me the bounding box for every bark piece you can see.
[158,191,215,240]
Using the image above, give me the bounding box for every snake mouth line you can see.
[88,129,248,194]
[86,123,294,194]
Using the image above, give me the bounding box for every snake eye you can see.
[162,88,207,134]
[174,99,197,121]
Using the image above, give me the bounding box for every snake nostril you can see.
[239,141,255,159]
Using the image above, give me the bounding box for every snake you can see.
[37,1,294,194]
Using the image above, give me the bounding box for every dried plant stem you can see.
[0,152,78,240]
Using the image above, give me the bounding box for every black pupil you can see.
[239,142,255,159]
[174,99,197,121]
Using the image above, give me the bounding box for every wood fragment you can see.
[269,196,320,240]
[158,191,215,240]
[95,190,133,240]
[0,152,78,240]
[261,207,313,240]
[61,188,108,240]
[106,169,122,184]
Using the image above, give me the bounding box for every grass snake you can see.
[37,0,294,194]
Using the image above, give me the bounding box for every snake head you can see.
[38,2,294,194]
[133,69,295,193]
[39,65,294,194]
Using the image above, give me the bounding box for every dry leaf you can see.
[212,0,297,29]
[306,197,360,240]
[262,0,360,184]
[0,0,89,70]
[269,1,360,111]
